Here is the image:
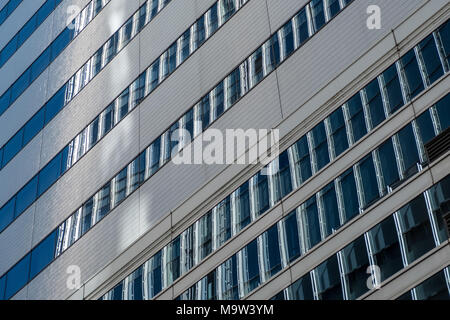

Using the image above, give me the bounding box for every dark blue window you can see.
[180,29,190,63]
[315,254,343,300]
[92,47,103,76]
[29,230,56,279]
[198,212,212,261]
[199,95,211,131]
[31,47,51,81]
[365,78,386,128]
[23,108,45,146]
[419,34,444,85]
[233,182,251,233]
[167,42,177,74]
[15,176,38,217]
[347,92,367,143]
[292,135,312,184]
[130,267,143,300]
[284,211,301,263]
[0,275,5,300]
[253,172,269,217]
[208,3,219,34]
[2,129,23,167]
[281,20,294,58]
[44,85,66,124]
[121,18,133,47]
[244,239,260,294]
[101,104,114,135]
[60,146,70,173]
[437,20,450,67]
[311,122,329,171]
[148,60,160,93]
[96,183,111,221]
[416,110,436,146]
[18,16,36,47]
[221,0,236,21]
[265,225,282,277]
[226,68,241,107]
[36,0,55,26]
[0,198,15,232]
[310,0,325,31]
[401,50,424,100]
[368,216,403,283]
[117,88,129,121]
[148,138,161,176]
[289,274,314,300]
[0,89,11,115]
[269,33,281,68]
[320,182,341,237]
[149,0,159,19]
[435,94,450,130]
[38,153,62,196]
[415,270,450,300]
[113,167,127,206]
[358,154,379,208]
[5,253,30,300]
[213,81,224,119]
[251,47,264,85]
[339,168,359,222]
[112,282,123,300]
[10,69,30,103]
[277,151,293,199]
[1,36,17,66]
[196,16,206,47]
[294,8,309,46]
[328,108,348,157]
[303,196,321,249]
[397,124,420,178]
[382,64,404,114]
[81,197,94,235]
[378,139,400,192]
[341,235,370,299]
[51,27,73,60]
[167,236,181,283]
[327,0,341,19]
[398,194,435,264]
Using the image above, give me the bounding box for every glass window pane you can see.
[358,154,379,208]
[435,93,450,131]
[18,16,36,47]
[377,139,400,192]
[311,122,330,171]
[145,250,162,299]
[437,21,450,68]
[2,129,23,167]
[220,0,236,22]
[418,34,444,85]
[328,108,348,157]
[368,216,403,282]
[250,172,269,217]
[382,64,404,114]
[319,182,341,237]
[315,254,343,300]
[364,78,386,128]
[416,110,436,146]
[415,270,450,300]
[96,182,111,222]
[281,20,294,59]
[31,47,51,81]
[30,230,56,279]
[261,225,282,280]
[398,194,436,264]
[288,273,314,300]
[165,236,181,286]
[197,211,212,261]
[195,15,206,47]
[213,197,232,249]
[0,198,15,232]
[179,29,190,64]
[327,0,341,19]
[217,255,239,300]
[232,182,251,234]
[400,49,424,100]
[294,7,309,47]
[10,69,30,102]
[167,42,177,74]
[428,175,450,244]
[341,235,370,299]
[282,211,301,263]
[301,196,321,250]
[238,239,260,297]
[38,152,62,196]
[23,108,45,146]
[396,123,420,178]
[347,93,367,143]
[51,27,73,60]
[339,168,359,222]
[310,0,325,31]
[146,137,161,177]
[5,254,30,300]
[113,167,127,206]
[15,176,38,217]
[44,85,66,124]
[290,135,312,185]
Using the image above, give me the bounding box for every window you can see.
[318,182,341,237]
[415,110,436,147]
[249,47,263,87]
[18,16,36,47]
[180,226,194,274]
[0,90,11,115]
[377,139,400,192]
[36,0,55,25]
[29,230,57,279]
[327,107,348,158]
[113,167,127,206]
[195,16,206,48]
[213,197,232,249]
[2,130,23,167]
[238,239,260,297]
[270,151,293,203]
[436,20,450,69]
[217,255,239,300]
[418,34,444,85]
[31,47,51,81]
[126,267,143,300]
[357,154,379,208]
[364,78,386,129]
[294,7,310,47]
[314,254,343,300]
[400,49,424,100]
[128,154,144,195]
[287,273,314,300]
[225,68,241,108]
[397,194,436,264]
[414,269,450,300]
[212,81,225,120]
[196,212,212,262]
[167,42,177,74]
[147,60,160,94]
[5,254,30,300]
[23,108,45,146]
[310,0,325,31]
[103,32,118,65]
[116,87,130,122]
[15,176,38,217]
[396,123,420,178]
[51,27,74,60]
[198,95,211,132]
[367,216,403,283]
[428,175,450,244]
[130,73,146,108]
[280,20,294,59]
[144,250,162,299]
[300,196,321,250]
[0,276,5,300]
[0,198,15,232]
[44,85,66,125]
[381,64,404,114]
[81,197,94,235]
[146,138,161,177]
[207,3,219,35]
[164,236,181,287]
[10,69,30,103]
[281,211,301,263]
[38,153,62,196]
[327,0,341,19]
[435,94,450,131]
[259,225,282,281]
[231,182,251,235]
[310,122,330,172]
[346,92,367,143]
[96,183,111,222]
[290,135,312,186]
[338,168,359,222]
[220,0,236,22]
[341,235,370,299]
[179,29,190,64]
[250,172,269,217]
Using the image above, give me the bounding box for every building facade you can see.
[0,0,449,300]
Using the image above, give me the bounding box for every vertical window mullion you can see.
[336,251,349,300]
[414,46,430,88]
[395,61,411,104]
[393,211,409,268]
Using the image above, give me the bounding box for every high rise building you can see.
[0,0,449,300]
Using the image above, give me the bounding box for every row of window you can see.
[0,0,22,26]
[178,174,449,301]
[397,268,450,300]
[0,0,65,68]
[0,0,110,117]
[101,89,449,301]
[0,0,358,300]
[0,0,250,231]
[0,3,448,300]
